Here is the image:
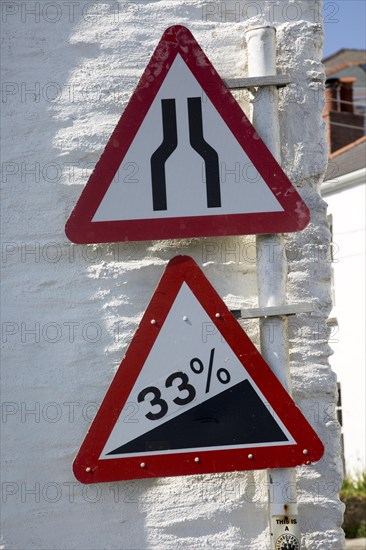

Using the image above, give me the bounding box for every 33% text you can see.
[137,348,231,420]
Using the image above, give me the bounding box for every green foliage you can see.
[343,524,366,539]
[340,472,366,539]
[340,471,366,498]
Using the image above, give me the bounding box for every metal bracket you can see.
[224,74,291,90]
[230,303,314,320]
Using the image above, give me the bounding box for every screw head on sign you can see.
[248,454,254,460]
[303,449,309,455]
[215,313,221,318]
[85,467,92,473]
[140,462,146,468]
[150,319,157,325]
[194,457,200,463]
[183,316,188,321]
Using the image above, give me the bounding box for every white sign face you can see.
[92,54,284,223]
[100,282,294,459]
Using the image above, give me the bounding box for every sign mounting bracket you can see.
[224,74,291,90]
[230,303,314,320]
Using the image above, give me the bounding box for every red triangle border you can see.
[73,256,323,483]
[65,25,310,244]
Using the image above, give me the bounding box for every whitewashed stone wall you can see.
[1,1,344,548]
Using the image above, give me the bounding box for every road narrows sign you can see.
[65,25,310,244]
[73,256,323,483]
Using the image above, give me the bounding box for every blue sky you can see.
[323,0,366,58]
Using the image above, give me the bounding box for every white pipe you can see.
[245,26,300,549]
[246,27,281,159]
[246,25,290,388]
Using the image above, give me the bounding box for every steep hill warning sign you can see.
[73,256,323,483]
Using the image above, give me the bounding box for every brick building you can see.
[323,48,366,154]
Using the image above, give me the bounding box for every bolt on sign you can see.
[65,26,310,244]
[73,256,324,483]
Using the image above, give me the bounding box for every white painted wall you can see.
[322,170,366,475]
[1,1,344,549]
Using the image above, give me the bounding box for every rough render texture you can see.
[1,1,344,549]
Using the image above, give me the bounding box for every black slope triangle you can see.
[107,380,289,455]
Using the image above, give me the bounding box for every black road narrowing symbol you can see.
[187,97,221,208]
[151,97,221,211]
[151,99,178,211]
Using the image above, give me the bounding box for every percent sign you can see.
[190,347,231,393]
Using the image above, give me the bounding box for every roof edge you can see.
[329,135,366,159]
[323,48,366,64]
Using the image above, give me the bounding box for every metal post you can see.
[245,27,301,549]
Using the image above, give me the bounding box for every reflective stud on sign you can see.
[72,256,324,483]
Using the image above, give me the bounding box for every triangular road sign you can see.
[65,25,310,244]
[73,256,323,483]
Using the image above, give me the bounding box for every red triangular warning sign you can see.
[65,26,310,244]
[73,256,323,483]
